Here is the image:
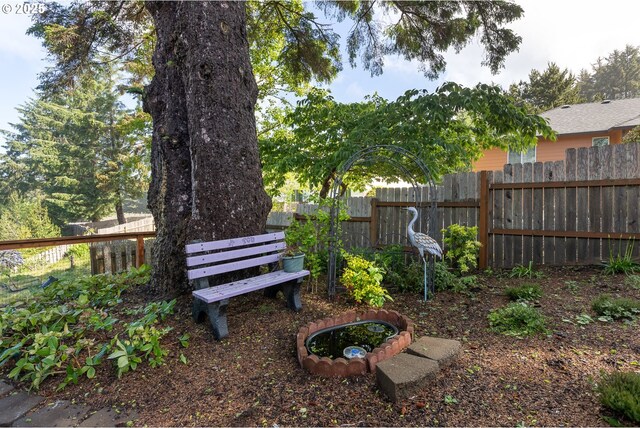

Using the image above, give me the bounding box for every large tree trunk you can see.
[144,2,272,297]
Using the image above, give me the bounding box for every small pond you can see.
[305,320,398,359]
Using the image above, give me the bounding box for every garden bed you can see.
[2,266,639,426]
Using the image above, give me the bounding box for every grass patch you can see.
[505,283,542,302]
[592,295,640,321]
[597,371,640,424]
[488,302,548,337]
[509,261,543,279]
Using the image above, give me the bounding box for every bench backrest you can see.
[185,232,285,281]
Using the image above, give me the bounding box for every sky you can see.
[1,0,640,139]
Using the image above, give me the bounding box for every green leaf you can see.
[86,367,96,379]
[117,355,129,369]
[179,354,187,365]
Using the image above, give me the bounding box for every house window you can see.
[592,136,609,147]
[507,146,536,164]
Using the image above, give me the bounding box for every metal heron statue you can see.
[404,207,442,301]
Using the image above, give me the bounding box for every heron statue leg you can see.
[423,256,428,301]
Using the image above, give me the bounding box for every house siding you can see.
[472,132,624,172]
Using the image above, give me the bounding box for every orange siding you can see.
[472,132,623,172]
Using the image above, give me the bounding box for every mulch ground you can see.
[6,266,640,427]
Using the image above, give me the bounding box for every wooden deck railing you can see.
[0,232,157,268]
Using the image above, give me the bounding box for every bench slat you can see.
[186,242,285,267]
[192,270,310,303]
[185,231,285,254]
[187,253,282,280]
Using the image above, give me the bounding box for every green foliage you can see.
[260,84,554,197]
[284,201,349,285]
[488,303,548,337]
[341,253,392,308]
[509,262,544,279]
[442,224,481,274]
[505,283,543,302]
[603,240,640,275]
[597,371,640,424]
[592,295,640,321]
[0,265,177,390]
[0,193,60,240]
[622,125,640,143]
[508,62,583,113]
[624,275,640,290]
[433,261,476,293]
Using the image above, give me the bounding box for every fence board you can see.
[532,162,544,265]
[512,164,523,265]
[565,149,577,263]
[543,162,555,264]
[588,147,603,263]
[601,146,615,261]
[576,148,589,262]
[503,163,514,268]
[625,144,640,259]
[492,171,504,267]
[522,162,533,265]
[553,161,566,264]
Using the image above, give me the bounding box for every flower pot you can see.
[283,253,305,273]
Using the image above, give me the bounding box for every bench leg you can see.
[281,278,303,312]
[193,298,230,340]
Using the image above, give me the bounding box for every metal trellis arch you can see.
[326,145,438,298]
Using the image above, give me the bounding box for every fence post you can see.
[136,235,145,268]
[478,170,489,269]
[370,198,378,248]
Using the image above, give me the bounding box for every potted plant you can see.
[282,243,305,273]
[282,218,313,273]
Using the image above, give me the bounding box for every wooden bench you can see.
[187,232,309,340]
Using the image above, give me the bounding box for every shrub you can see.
[341,253,392,307]
[442,224,481,274]
[597,371,640,424]
[505,283,542,302]
[488,302,548,337]
[592,295,640,321]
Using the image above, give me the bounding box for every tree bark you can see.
[115,200,126,225]
[144,1,272,297]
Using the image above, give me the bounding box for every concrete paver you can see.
[0,381,14,397]
[376,353,439,402]
[407,336,462,367]
[12,400,89,427]
[0,392,44,427]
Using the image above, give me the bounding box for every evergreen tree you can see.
[508,62,582,112]
[0,64,150,224]
[578,45,640,101]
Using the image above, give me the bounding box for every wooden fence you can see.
[272,143,640,268]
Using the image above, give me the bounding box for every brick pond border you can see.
[297,309,414,377]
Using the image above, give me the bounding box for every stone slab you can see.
[0,381,14,397]
[79,407,138,427]
[407,336,461,367]
[0,392,43,427]
[376,353,439,403]
[12,400,89,427]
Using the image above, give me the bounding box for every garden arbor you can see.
[326,145,438,298]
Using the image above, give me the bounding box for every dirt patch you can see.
[3,266,640,426]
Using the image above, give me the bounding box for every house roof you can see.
[541,98,640,135]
